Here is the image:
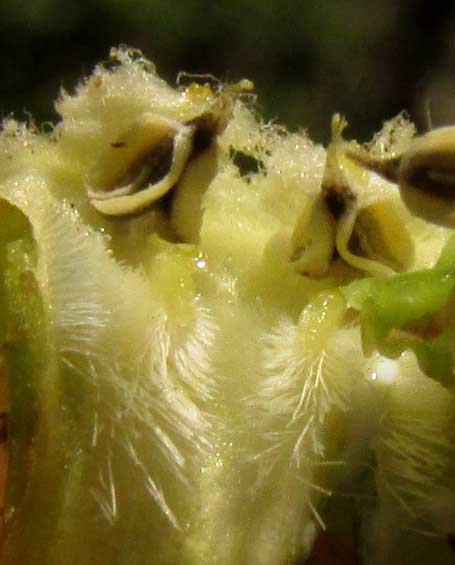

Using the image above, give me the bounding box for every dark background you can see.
[1,0,455,143]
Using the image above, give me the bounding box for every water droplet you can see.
[368,357,398,385]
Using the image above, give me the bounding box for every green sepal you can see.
[341,239,455,386]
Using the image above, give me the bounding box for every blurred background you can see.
[1,0,455,143]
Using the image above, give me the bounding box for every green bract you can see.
[0,48,454,564]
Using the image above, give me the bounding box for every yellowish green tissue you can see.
[0,48,453,565]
